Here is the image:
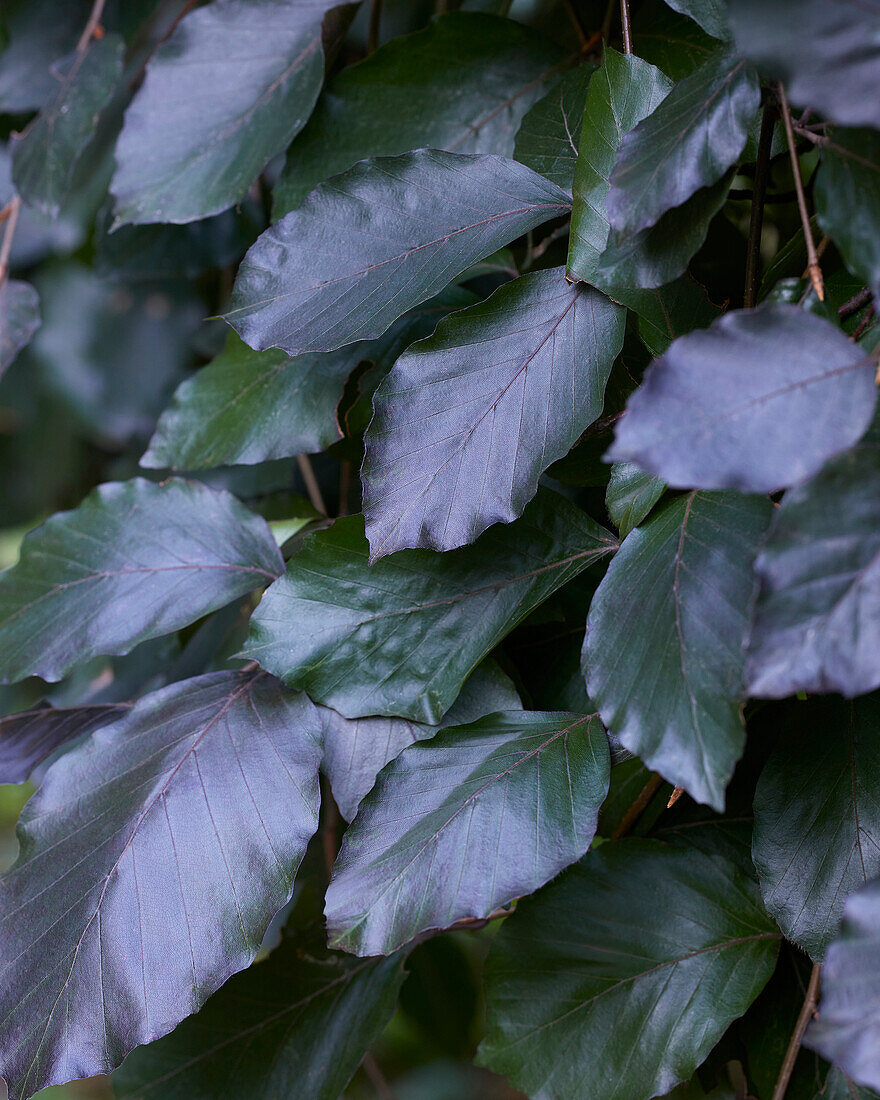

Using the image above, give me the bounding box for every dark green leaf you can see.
[662,0,731,40]
[513,61,596,191]
[0,701,130,784]
[635,0,719,81]
[363,268,625,555]
[0,478,283,684]
[567,47,672,283]
[608,304,877,492]
[325,711,610,955]
[746,437,880,698]
[113,937,406,1100]
[111,0,345,225]
[585,492,772,809]
[322,659,521,822]
[607,49,758,235]
[807,877,880,1091]
[226,150,571,356]
[275,11,563,215]
[478,840,780,1100]
[603,274,721,356]
[242,489,616,723]
[728,0,880,129]
[0,671,322,1099]
[11,35,123,217]
[0,0,89,112]
[753,694,880,961]
[605,462,665,537]
[816,130,880,301]
[820,1068,880,1100]
[0,278,40,378]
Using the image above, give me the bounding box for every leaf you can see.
[607,49,759,235]
[11,34,123,217]
[0,701,130,784]
[225,150,571,356]
[585,492,773,810]
[605,462,665,538]
[602,274,721,356]
[513,61,596,191]
[662,0,731,40]
[0,0,90,112]
[322,659,521,822]
[0,477,283,684]
[113,936,406,1100]
[363,268,625,555]
[728,0,880,129]
[820,1067,880,1100]
[274,11,564,215]
[143,288,475,470]
[477,840,780,1100]
[0,278,40,378]
[242,488,616,723]
[746,436,880,699]
[110,0,346,225]
[607,304,877,492]
[815,130,880,301]
[566,47,672,283]
[753,694,880,961]
[325,711,610,955]
[806,876,880,1091]
[635,0,719,81]
[0,671,323,1099]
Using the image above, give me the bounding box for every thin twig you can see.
[744,100,776,309]
[853,306,875,342]
[612,773,664,839]
[563,0,589,47]
[778,83,824,301]
[772,962,821,1100]
[0,196,22,284]
[296,454,327,516]
[619,0,633,53]
[367,0,382,54]
[362,1052,395,1099]
[76,0,107,54]
[838,287,873,320]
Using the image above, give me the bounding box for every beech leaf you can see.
[0,701,130,784]
[0,278,40,378]
[815,130,880,301]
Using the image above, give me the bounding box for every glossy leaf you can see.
[816,130,880,300]
[478,840,780,1100]
[746,437,880,699]
[114,937,406,1100]
[0,671,323,1099]
[326,711,610,955]
[0,701,130,784]
[753,694,880,961]
[0,478,283,684]
[605,462,665,538]
[635,0,719,81]
[513,62,596,191]
[12,35,123,217]
[603,274,721,356]
[662,0,731,40]
[607,49,759,235]
[322,659,521,822]
[275,11,563,215]
[807,877,880,1091]
[242,489,616,723]
[226,150,571,356]
[111,0,344,225]
[608,304,877,492]
[567,48,672,283]
[585,492,772,809]
[144,289,474,470]
[728,0,880,129]
[363,268,625,555]
[0,278,40,377]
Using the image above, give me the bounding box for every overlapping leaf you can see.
[226,150,571,356]
[363,268,625,555]
[605,462,665,538]
[585,492,772,809]
[0,278,40,377]
[0,478,283,684]
[478,841,780,1100]
[816,130,880,300]
[602,274,720,356]
[513,62,596,191]
[114,936,406,1100]
[275,11,563,215]
[326,712,609,955]
[0,671,323,1100]
[608,304,877,491]
[607,49,758,235]
[753,694,880,960]
[111,0,345,225]
[0,701,130,784]
[747,435,880,698]
[242,489,616,723]
[662,0,731,40]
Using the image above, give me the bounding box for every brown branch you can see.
[76,0,108,53]
[778,83,824,301]
[612,773,665,839]
[772,962,821,1100]
[620,0,633,53]
[744,100,776,309]
[839,287,873,320]
[0,196,22,284]
[296,453,327,516]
